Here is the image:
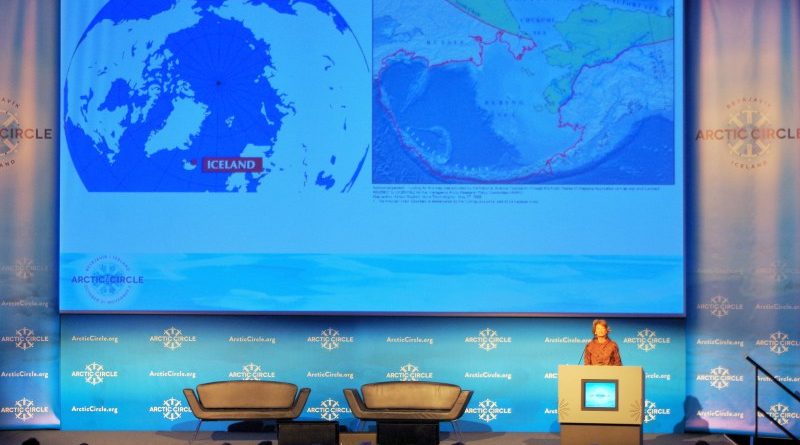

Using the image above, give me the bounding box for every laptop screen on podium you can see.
[582,379,619,411]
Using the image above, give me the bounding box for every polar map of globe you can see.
[64,0,369,192]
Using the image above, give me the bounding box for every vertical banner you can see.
[0,0,60,429]
[687,0,800,436]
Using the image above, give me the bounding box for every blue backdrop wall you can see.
[60,315,685,432]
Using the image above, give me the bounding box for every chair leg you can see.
[190,419,203,444]
[450,419,464,443]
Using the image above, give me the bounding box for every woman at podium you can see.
[584,319,622,366]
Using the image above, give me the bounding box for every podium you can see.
[557,365,644,445]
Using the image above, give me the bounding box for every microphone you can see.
[578,343,588,365]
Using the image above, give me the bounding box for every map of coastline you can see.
[373,0,675,184]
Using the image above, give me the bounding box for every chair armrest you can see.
[183,388,204,417]
[447,390,474,420]
[343,388,368,419]
[289,387,311,418]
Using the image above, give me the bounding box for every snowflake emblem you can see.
[400,363,419,381]
[768,261,791,284]
[709,295,729,318]
[319,398,340,421]
[477,399,499,423]
[0,110,21,156]
[727,107,772,160]
[478,328,500,351]
[85,362,106,385]
[14,398,35,421]
[320,327,341,351]
[709,366,730,390]
[636,329,658,352]
[162,327,184,350]
[242,363,262,381]
[15,327,36,350]
[644,400,658,423]
[162,398,184,421]
[14,258,34,280]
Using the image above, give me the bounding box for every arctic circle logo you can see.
[465,328,511,352]
[644,400,670,423]
[72,255,144,304]
[624,329,670,352]
[306,398,351,421]
[697,295,743,318]
[149,327,197,350]
[465,398,511,423]
[149,397,191,421]
[72,362,119,385]
[693,97,796,170]
[767,403,800,426]
[1,327,49,350]
[307,327,354,351]
[228,362,276,381]
[756,331,799,355]
[1,398,49,421]
[386,363,433,382]
[696,366,743,390]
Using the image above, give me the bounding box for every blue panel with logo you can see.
[60,315,685,432]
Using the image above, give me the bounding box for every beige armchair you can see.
[183,380,310,441]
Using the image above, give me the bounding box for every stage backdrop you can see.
[61,315,685,433]
[0,0,60,430]
[686,0,800,437]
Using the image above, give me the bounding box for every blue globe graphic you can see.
[64,0,369,192]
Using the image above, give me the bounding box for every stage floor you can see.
[0,430,734,445]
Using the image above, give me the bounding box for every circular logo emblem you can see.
[82,255,137,304]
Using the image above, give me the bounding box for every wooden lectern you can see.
[557,365,644,445]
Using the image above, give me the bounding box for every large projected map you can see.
[60,0,684,315]
[64,0,369,192]
[374,0,674,184]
